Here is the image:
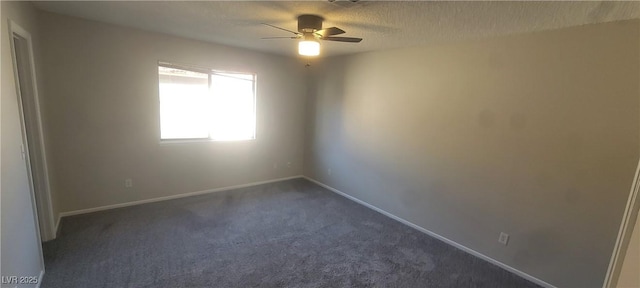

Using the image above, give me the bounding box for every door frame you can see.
[8,20,56,242]
[603,158,640,288]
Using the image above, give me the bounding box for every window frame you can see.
[157,61,257,143]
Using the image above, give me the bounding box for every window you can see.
[158,63,256,141]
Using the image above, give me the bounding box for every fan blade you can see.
[261,36,299,40]
[315,27,345,37]
[261,23,300,35]
[321,36,363,43]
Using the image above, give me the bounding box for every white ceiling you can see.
[32,1,640,58]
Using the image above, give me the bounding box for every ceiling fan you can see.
[261,14,363,56]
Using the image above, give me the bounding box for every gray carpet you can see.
[42,178,541,288]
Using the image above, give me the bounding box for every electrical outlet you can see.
[498,232,509,245]
[286,162,291,168]
[327,168,332,176]
[124,178,133,188]
[273,162,278,169]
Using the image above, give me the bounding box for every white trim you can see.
[8,20,47,275]
[159,138,257,145]
[8,20,56,241]
[35,269,44,288]
[59,176,303,218]
[303,176,557,288]
[54,214,62,237]
[603,158,640,288]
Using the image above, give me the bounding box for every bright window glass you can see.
[158,64,256,141]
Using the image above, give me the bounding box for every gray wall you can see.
[38,11,307,214]
[1,1,45,286]
[304,20,640,288]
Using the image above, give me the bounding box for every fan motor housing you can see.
[298,15,323,33]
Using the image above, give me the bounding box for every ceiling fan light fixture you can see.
[262,14,361,56]
[298,40,320,56]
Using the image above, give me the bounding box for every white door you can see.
[9,22,56,242]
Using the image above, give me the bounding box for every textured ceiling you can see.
[32,1,640,58]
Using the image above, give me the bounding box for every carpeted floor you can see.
[42,178,541,288]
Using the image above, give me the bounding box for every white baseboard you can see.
[54,214,61,237]
[303,176,557,288]
[58,175,303,218]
